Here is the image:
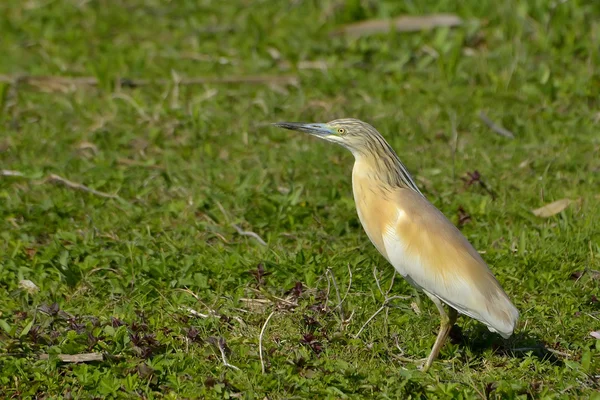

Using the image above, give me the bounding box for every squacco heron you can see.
[274,118,519,371]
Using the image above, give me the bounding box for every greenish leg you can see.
[421,294,458,372]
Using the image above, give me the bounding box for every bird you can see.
[273,118,519,371]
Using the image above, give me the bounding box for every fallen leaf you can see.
[331,14,462,37]
[531,199,573,218]
[590,331,600,340]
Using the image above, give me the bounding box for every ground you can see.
[0,0,599,398]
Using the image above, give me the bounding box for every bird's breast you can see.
[351,166,399,261]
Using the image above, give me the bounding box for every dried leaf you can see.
[331,14,462,37]
[570,271,584,280]
[531,199,573,218]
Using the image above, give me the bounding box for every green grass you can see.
[1,0,599,398]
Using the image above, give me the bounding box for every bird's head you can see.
[273,117,421,192]
[273,118,382,155]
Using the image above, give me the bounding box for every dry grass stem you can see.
[116,158,165,170]
[353,295,411,338]
[0,74,299,92]
[39,353,103,363]
[355,268,407,338]
[232,224,267,246]
[326,268,344,322]
[479,111,515,139]
[331,14,463,37]
[2,170,122,200]
[1,170,25,177]
[513,347,573,358]
[44,174,121,199]
[259,311,276,374]
[180,306,211,319]
[216,339,240,371]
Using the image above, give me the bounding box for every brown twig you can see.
[259,311,276,374]
[39,353,103,363]
[479,111,515,139]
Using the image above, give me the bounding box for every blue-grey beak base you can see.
[273,122,332,137]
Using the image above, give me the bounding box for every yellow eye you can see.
[337,128,345,134]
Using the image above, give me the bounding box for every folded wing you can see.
[382,188,519,338]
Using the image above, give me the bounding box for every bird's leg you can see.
[421,295,458,372]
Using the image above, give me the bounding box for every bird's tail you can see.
[483,291,519,339]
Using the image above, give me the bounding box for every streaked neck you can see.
[351,135,422,195]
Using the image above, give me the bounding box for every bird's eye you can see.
[337,128,345,134]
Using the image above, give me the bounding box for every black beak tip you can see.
[272,122,301,131]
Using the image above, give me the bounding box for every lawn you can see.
[1,0,599,398]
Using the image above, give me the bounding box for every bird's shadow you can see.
[449,323,564,366]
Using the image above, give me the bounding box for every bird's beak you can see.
[273,122,333,138]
